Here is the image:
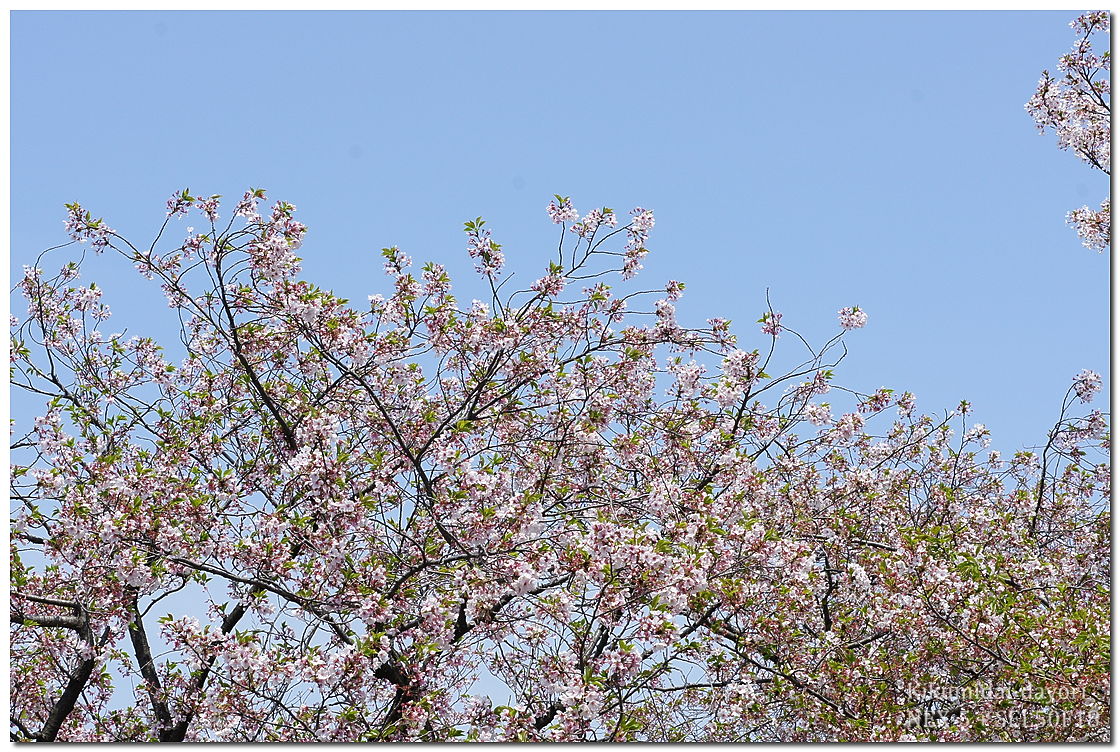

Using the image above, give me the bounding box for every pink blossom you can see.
[234,188,266,221]
[531,274,566,297]
[547,195,578,224]
[630,207,655,233]
[64,203,114,253]
[1073,368,1102,403]
[804,402,832,426]
[166,189,193,217]
[838,305,868,330]
[1026,11,1110,251]
[464,218,505,276]
[834,412,865,441]
[1067,198,1110,252]
[196,195,221,223]
[570,207,618,238]
[759,310,782,337]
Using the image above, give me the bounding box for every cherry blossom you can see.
[1026,11,1110,251]
[837,305,868,330]
[10,187,1107,742]
[546,195,578,224]
[1073,368,1103,403]
[759,310,782,337]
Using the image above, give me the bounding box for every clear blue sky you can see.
[11,10,1109,453]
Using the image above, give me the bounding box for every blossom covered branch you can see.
[1026,11,1111,251]
[9,187,1109,741]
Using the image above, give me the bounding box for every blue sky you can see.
[11,10,1109,453]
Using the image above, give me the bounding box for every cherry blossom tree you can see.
[1026,10,1111,251]
[10,184,1109,742]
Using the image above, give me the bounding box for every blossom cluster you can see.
[1072,368,1102,403]
[63,203,115,253]
[1026,11,1111,250]
[838,305,868,330]
[1067,198,1111,253]
[622,208,655,280]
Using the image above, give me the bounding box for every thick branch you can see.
[38,625,104,742]
[126,600,176,740]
